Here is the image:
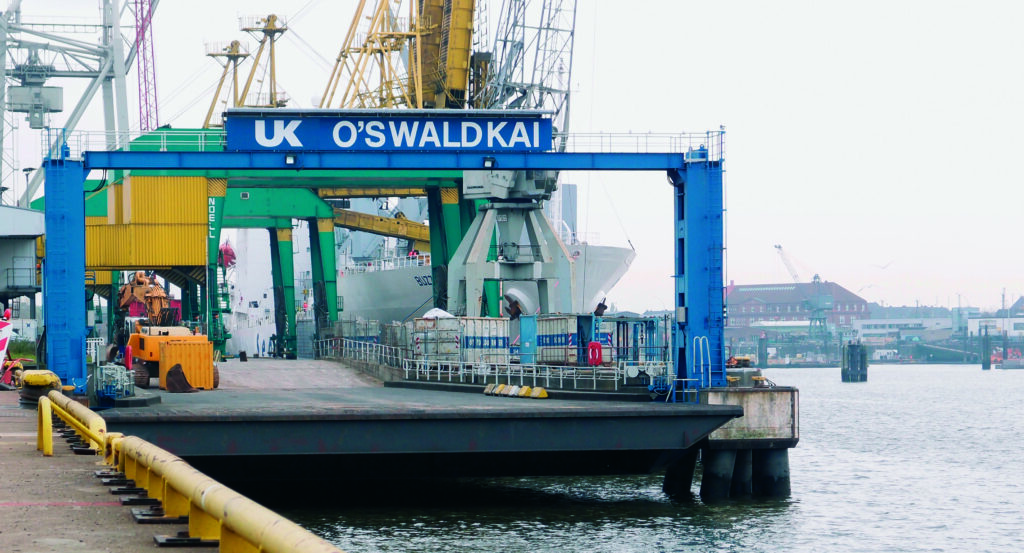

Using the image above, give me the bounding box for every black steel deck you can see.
[100,360,742,480]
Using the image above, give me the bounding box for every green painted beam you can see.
[222,217,292,229]
[226,173,460,188]
[278,229,298,359]
[269,228,297,359]
[269,229,287,357]
[307,218,338,329]
[126,128,462,185]
[223,188,333,219]
[206,189,230,354]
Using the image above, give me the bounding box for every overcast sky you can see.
[28,1,1024,312]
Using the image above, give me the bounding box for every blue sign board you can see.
[225,111,553,152]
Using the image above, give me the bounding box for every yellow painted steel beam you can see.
[324,0,424,108]
[320,0,367,107]
[36,397,53,456]
[117,436,344,552]
[317,187,426,199]
[333,208,430,245]
[418,0,444,107]
[37,390,344,551]
[43,390,107,451]
[441,0,476,107]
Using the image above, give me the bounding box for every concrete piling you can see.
[752,448,791,498]
[841,342,868,382]
[699,448,736,502]
[662,447,698,499]
[757,336,768,369]
[674,447,790,501]
[981,331,991,370]
[730,448,753,498]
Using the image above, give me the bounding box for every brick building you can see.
[726,280,870,329]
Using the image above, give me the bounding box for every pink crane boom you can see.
[134,0,158,131]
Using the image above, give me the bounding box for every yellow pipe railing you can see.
[36,396,52,456]
[38,390,107,452]
[37,391,344,553]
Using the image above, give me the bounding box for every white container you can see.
[535,315,616,366]
[537,315,578,365]
[412,317,510,364]
[460,317,510,364]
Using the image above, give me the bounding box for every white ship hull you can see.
[338,243,635,323]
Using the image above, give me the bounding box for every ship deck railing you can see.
[341,254,432,274]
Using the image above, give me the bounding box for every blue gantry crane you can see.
[41,111,726,398]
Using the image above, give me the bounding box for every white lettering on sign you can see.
[236,117,550,151]
[442,122,459,148]
[419,121,441,148]
[508,122,531,148]
[255,120,303,147]
[365,120,386,147]
[208,198,217,239]
[462,122,482,147]
[487,121,509,148]
[332,121,358,147]
[390,120,419,147]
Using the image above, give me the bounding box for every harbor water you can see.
[272,364,1023,552]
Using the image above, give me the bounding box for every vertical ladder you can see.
[216,265,231,314]
[707,246,726,387]
[208,265,232,348]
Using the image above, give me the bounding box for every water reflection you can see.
[246,365,1022,553]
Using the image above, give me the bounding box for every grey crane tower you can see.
[447,0,580,317]
[448,169,576,317]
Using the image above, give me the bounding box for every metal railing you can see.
[520,345,670,367]
[37,391,108,456]
[490,243,542,263]
[559,229,601,246]
[45,128,725,160]
[86,338,104,364]
[3,268,38,289]
[401,358,623,391]
[36,390,343,553]
[557,130,725,159]
[315,337,404,368]
[42,128,227,159]
[315,338,681,393]
[341,253,431,274]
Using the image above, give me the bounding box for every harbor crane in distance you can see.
[773,244,832,342]
[773,244,801,283]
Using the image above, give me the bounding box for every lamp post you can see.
[22,167,35,204]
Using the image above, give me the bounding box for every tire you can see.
[212,366,220,389]
[133,361,150,389]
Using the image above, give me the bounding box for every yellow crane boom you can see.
[320,0,476,109]
[333,208,430,252]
